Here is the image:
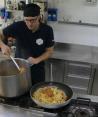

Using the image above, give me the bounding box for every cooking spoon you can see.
[10,55,21,72]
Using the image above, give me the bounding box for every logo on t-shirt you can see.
[36,38,43,45]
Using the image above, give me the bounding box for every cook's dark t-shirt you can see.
[3,21,54,60]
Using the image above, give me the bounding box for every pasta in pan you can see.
[32,86,68,105]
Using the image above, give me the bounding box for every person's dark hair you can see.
[23,3,40,17]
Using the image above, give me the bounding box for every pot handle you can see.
[26,60,33,67]
[14,58,33,67]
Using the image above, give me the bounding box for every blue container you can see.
[5,11,11,19]
[0,8,5,19]
[48,8,57,21]
[48,14,52,21]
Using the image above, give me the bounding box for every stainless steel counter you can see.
[1,43,98,116]
[1,43,98,65]
[0,93,98,117]
[52,43,98,65]
[0,103,57,117]
[73,93,98,102]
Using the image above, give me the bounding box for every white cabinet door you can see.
[64,61,94,94]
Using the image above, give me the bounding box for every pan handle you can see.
[15,58,33,67]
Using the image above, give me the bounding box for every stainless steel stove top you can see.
[0,93,98,117]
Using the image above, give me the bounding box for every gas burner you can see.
[68,97,95,117]
[69,106,95,117]
[75,108,91,117]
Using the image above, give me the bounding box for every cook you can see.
[0,3,54,85]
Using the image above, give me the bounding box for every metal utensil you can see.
[10,56,20,71]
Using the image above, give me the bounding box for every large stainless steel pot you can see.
[0,58,32,98]
[30,82,73,109]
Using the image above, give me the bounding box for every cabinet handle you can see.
[50,63,53,81]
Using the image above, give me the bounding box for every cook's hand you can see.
[27,57,40,65]
[1,43,11,56]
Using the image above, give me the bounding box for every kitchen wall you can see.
[47,0,98,47]
[48,22,98,47]
[0,0,5,8]
[1,0,98,46]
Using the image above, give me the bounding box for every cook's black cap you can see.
[23,3,40,17]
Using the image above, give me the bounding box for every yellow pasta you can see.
[32,86,68,105]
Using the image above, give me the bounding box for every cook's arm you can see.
[0,30,11,55]
[27,46,54,64]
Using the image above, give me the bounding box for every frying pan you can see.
[30,82,73,109]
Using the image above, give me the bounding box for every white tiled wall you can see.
[49,22,98,47]
[47,0,98,47]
